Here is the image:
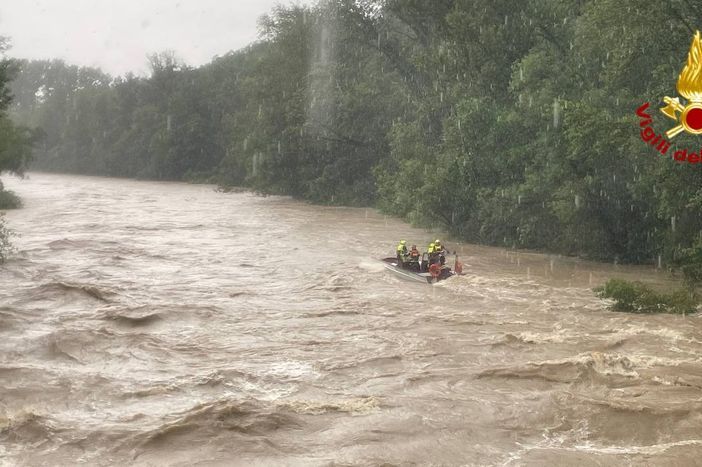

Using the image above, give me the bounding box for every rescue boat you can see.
[380,253,461,284]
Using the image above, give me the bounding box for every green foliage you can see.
[673,236,702,291]
[0,38,34,211]
[0,40,33,177]
[0,187,21,209]
[0,213,15,264]
[595,278,698,315]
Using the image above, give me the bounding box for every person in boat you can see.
[406,244,421,271]
[396,240,408,265]
[434,239,447,265]
[427,242,440,266]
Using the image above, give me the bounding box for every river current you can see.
[1,173,701,466]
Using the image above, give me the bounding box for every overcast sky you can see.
[0,0,311,77]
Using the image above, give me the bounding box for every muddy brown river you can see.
[1,173,702,466]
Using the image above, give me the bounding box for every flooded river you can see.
[1,173,702,466]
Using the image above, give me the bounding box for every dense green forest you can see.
[8,0,702,265]
[0,37,34,205]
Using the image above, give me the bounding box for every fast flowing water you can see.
[1,173,702,466]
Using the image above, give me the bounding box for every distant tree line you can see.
[9,0,702,266]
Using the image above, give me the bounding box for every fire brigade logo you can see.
[661,31,702,138]
[635,30,702,164]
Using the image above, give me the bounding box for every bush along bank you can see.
[595,278,697,315]
[0,183,21,209]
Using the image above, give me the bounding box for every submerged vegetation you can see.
[7,1,702,267]
[595,279,698,315]
[0,213,15,264]
[0,182,21,209]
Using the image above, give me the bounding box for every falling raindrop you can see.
[671,216,676,232]
[574,195,580,208]
[553,99,562,129]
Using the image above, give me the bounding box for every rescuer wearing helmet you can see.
[434,240,444,253]
[427,242,439,266]
[396,240,408,266]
